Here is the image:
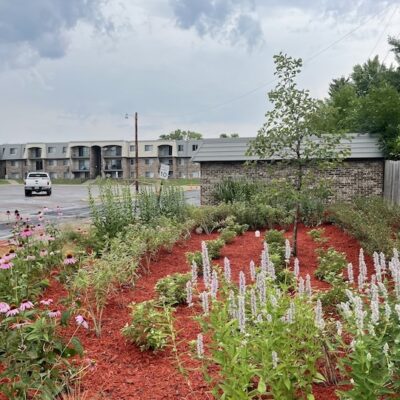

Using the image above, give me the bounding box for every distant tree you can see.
[389,36,400,64]
[351,56,388,96]
[159,129,202,140]
[219,133,240,138]
[247,53,348,255]
[328,76,351,97]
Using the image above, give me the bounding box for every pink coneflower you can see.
[40,298,53,306]
[43,207,49,213]
[48,236,55,241]
[0,302,10,314]
[48,309,61,318]
[64,254,77,265]
[25,217,31,222]
[19,300,34,311]
[6,307,20,317]
[38,215,44,221]
[20,228,33,238]
[0,262,12,270]
[5,250,16,260]
[75,315,89,329]
[40,249,48,257]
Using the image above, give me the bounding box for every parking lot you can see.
[0,184,200,239]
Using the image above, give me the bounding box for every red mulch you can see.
[2,223,373,399]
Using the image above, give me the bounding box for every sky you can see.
[0,0,399,143]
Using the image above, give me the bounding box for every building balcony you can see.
[71,152,90,158]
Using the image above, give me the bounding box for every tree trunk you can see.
[292,163,303,256]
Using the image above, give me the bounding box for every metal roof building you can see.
[192,133,383,162]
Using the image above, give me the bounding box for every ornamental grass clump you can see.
[122,300,173,352]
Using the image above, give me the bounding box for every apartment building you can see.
[0,140,201,180]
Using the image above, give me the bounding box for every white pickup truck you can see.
[24,172,52,196]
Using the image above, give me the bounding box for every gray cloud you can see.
[256,0,396,19]
[0,0,112,68]
[170,0,263,50]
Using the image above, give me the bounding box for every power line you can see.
[171,4,393,121]
[368,4,398,60]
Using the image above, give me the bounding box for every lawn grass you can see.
[0,180,10,185]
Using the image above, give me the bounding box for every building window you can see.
[130,145,135,152]
[145,159,153,165]
[178,172,185,178]
[192,144,198,151]
[62,146,67,153]
[144,145,153,152]
[168,159,173,166]
[130,159,135,165]
[178,144,184,152]
[64,172,69,179]
[9,148,16,155]
[179,158,185,166]
[191,172,200,178]
[145,171,154,178]
[11,172,20,179]
[48,147,55,154]
[63,160,68,165]
[11,161,19,167]
[48,160,56,166]
[49,172,57,179]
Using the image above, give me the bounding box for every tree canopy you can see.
[315,38,400,159]
[159,129,202,141]
[219,133,240,138]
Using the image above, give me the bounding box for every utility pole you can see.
[135,112,139,193]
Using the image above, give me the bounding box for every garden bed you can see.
[40,223,371,400]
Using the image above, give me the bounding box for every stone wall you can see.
[200,159,384,205]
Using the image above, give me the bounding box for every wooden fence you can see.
[384,160,400,204]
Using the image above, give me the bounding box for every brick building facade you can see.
[192,134,385,205]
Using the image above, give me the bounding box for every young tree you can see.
[247,53,348,255]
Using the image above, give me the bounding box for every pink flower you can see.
[20,228,33,238]
[0,262,12,270]
[48,309,61,318]
[40,299,53,306]
[19,300,34,311]
[6,308,20,317]
[43,207,49,213]
[4,252,16,261]
[75,315,89,329]
[0,302,10,314]
[40,249,48,257]
[64,254,77,265]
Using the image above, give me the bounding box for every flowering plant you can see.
[0,300,83,399]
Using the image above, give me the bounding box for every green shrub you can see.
[329,197,400,254]
[187,204,233,234]
[315,247,347,282]
[155,273,191,305]
[206,238,225,259]
[317,283,348,310]
[219,229,237,244]
[122,300,172,351]
[264,229,285,246]
[222,215,249,235]
[186,251,203,271]
[212,178,262,203]
[308,228,328,244]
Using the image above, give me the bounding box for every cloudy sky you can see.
[0,0,399,143]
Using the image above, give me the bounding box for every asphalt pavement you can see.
[0,184,200,239]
